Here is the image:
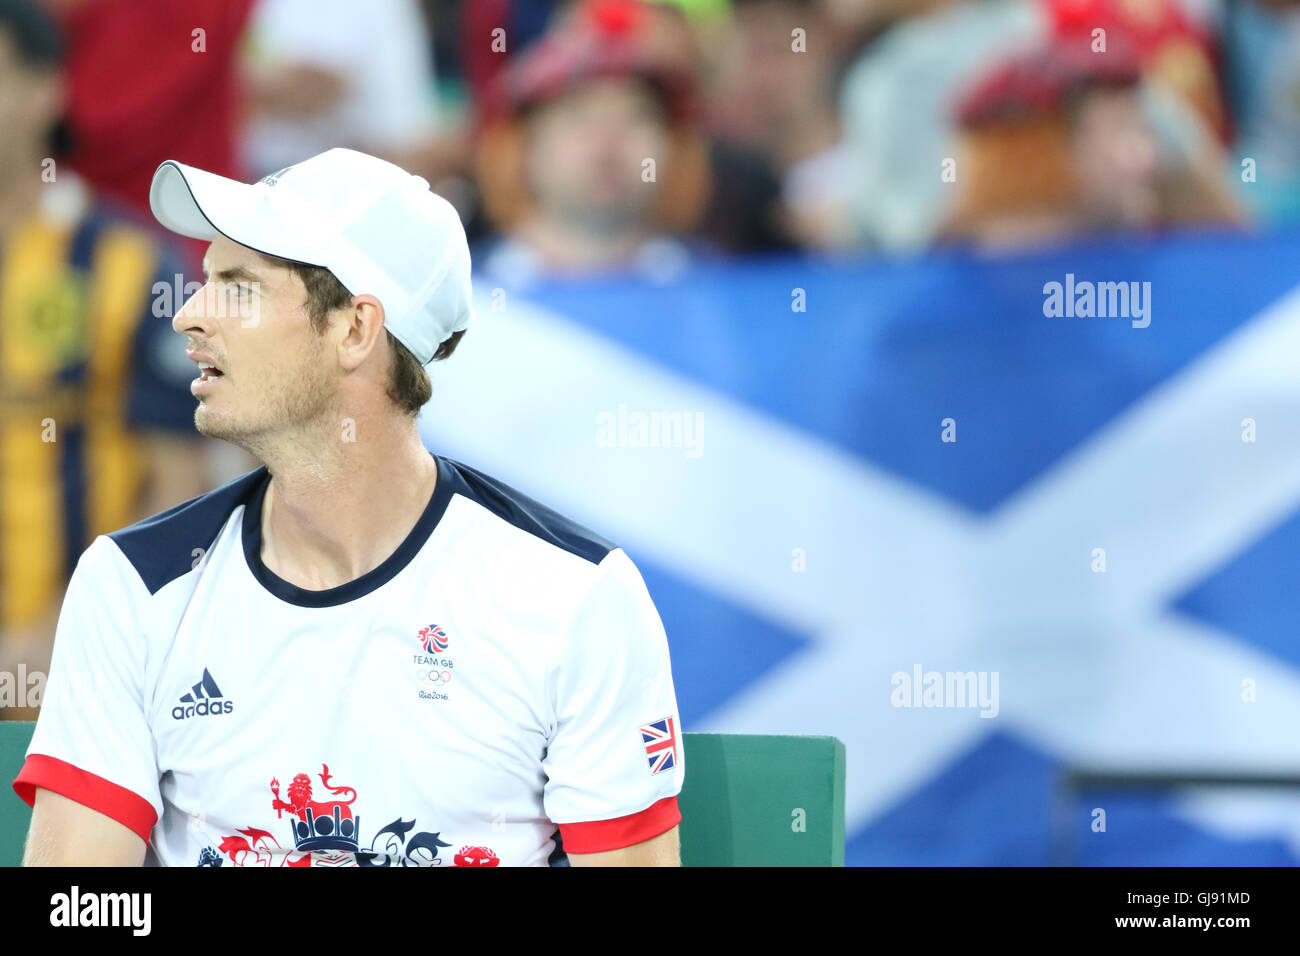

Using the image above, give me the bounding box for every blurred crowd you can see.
[14,0,1300,275]
[2,0,1300,715]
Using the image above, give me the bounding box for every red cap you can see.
[1046,0,1206,55]
[954,35,1143,129]
[483,0,696,124]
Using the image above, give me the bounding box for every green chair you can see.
[0,722,845,866]
[0,721,33,867]
[677,733,845,866]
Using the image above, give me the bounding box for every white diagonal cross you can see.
[422,285,1300,843]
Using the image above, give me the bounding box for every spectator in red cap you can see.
[836,0,1042,254]
[1045,0,1229,143]
[473,0,711,286]
[936,34,1244,252]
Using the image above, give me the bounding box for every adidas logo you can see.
[171,669,234,720]
[258,165,292,187]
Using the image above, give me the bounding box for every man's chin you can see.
[194,407,241,443]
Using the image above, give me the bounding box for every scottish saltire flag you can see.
[420,230,1300,865]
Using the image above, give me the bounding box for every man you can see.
[0,0,211,720]
[12,147,685,866]
[707,0,855,252]
[936,35,1244,252]
[240,0,443,183]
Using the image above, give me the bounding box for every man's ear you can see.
[336,293,386,373]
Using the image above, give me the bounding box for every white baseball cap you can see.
[149,147,472,366]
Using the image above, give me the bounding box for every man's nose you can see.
[172,280,213,335]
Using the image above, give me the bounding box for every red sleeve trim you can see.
[558,795,681,855]
[12,754,157,845]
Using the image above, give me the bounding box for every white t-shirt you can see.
[13,454,684,867]
[242,0,440,177]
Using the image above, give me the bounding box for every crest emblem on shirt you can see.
[210,761,495,867]
[271,764,360,855]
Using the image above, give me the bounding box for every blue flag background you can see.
[421,229,1300,865]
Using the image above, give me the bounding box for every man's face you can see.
[715,0,826,138]
[1071,87,1160,230]
[172,235,340,449]
[523,76,671,231]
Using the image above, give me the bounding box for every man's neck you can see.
[963,209,1089,255]
[255,420,439,591]
[517,214,648,272]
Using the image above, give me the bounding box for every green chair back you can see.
[678,733,845,866]
[0,721,34,866]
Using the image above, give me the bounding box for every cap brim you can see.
[148,161,329,266]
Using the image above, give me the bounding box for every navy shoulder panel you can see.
[441,457,615,565]
[108,466,268,594]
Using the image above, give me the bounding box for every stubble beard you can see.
[195,351,339,464]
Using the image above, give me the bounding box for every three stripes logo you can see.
[258,165,293,187]
[172,669,234,720]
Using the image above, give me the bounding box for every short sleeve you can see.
[12,537,163,843]
[543,549,684,854]
[125,246,200,433]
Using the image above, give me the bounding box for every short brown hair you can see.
[260,253,464,415]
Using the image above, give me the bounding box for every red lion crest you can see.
[270,763,358,821]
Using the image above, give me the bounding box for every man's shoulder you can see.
[439,456,618,569]
[105,466,268,595]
